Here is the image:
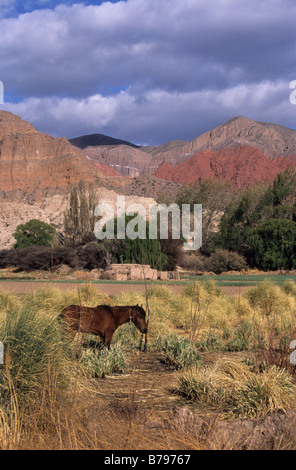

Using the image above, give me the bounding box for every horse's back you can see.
[61,304,115,334]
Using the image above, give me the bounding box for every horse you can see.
[60,304,148,349]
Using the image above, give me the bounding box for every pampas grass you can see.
[178,358,296,418]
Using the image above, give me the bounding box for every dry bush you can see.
[178,358,296,419]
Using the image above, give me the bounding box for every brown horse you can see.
[60,304,148,349]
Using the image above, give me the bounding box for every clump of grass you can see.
[0,300,72,412]
[195,330,224,351]
[178,358,296,418]
[225,319,253,351]
[154,334,202,370]
[63,283,111,308]
[80,342,128,379]
[149,285,175,302]
[281,279,296,296]
[245,281,291,317]
[236,365,295,418]
[203,279,223,297]
[0,289,21,312]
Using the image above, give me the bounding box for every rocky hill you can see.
[0,111,119,202]
[80,145,156,177]
[72,116,296,185]
[185,116,296,159]
[150,116,296,164]
[153,146,296,188]
[69,133,139,150]
[150,117,296,187]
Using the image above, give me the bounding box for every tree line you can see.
[3,169,296,273]
[177,168,296,271]
[3,182,181,272]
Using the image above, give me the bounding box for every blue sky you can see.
[0,0,296,145]
[1,1,117,16]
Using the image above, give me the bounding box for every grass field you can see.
[182,273,296,287]
[1,268,296,288]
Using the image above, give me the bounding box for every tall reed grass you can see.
[178,358,296,418]
[1,278,296,448]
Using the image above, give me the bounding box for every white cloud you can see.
[2,80,294,145]
[0,0,296,142]
[0,0,295,95]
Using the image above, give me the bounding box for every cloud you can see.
[0,0,296,143]
[2,79,294,145]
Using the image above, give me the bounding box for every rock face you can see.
[73,116,296,186]
[0,111,115,201]
[0,188,158,249]
[151,116,296,163]
[153,146,296,187]
[0,195,68,248]
[80,145,158,177]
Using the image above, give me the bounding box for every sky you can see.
[0,0,296,145]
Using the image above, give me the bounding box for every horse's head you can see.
[130,304,148,334]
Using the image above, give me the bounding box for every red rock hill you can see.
[0,111,118,201]
[153,146,296,188]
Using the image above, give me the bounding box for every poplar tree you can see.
[64,182,97,246]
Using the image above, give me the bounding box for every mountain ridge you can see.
[1,112,296,201]
[69,116,296,182]
[69,133,140,150]
[0,110,121,201]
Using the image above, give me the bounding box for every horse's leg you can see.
[138,333,143,351]
[104,328,113,350]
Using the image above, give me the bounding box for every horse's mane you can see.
[97,305,137,309]
[97,304,114,312]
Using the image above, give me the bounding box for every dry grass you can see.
[178,357,296,419]
[1,279,296,449]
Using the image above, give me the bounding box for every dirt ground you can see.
[0,279,250,297]
[83,348,226,450]
[83,348,296,450]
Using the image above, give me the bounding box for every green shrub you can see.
[80,342,128,378]
[281,280,296,296]
[13,219,56,249]
[207,249,247,274]
[248,218,296,270]
[225,319,253,351]
[154,334,202,370]
[196,330,223,351]
[246,281,289,316]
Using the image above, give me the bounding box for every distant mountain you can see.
[148,116,296,165]
[151,117,296,187]
[153,146,296,188]
[0,111,119,201]
[70,117,296,186]
[177,116,296,159]
[2,111,296,203]
[69,133,140,150]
